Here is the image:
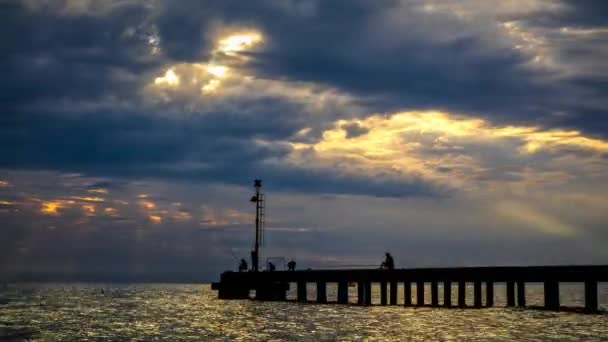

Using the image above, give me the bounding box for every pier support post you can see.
[506,281,515,307]
[390,281,398,305]
[316,281,327,304]
[474,281,482,308]
[444,281,452,307]
[364,282,372,306]
[486,281,494,307]
[297,281,307,303]
[404,281,412,306]
[357,281,365,305]
[416,281,425,306]
[218,285,249,300]
[458,281,466,308]
[517,281,526,307]
[256,282,288,301]
[544,281,559,310]
[585,280,598,312]
[431,282,439,307]
[380,281,388,305]
[337,282,349,304]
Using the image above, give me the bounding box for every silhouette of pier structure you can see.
[212,180,607,313]
[212,266,606,312]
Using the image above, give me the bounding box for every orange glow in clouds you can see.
[149,215,162,224]
[41,201,63,215]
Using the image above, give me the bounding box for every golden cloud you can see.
[288,111,608,189]
[150,30,263,96]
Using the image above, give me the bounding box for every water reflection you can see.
[0,283,606,341]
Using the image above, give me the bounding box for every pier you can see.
[215,180,607,313]
[212,265,607,313]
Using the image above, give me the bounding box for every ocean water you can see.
[1,283,607,341]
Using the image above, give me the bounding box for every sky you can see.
[2,0,608,282]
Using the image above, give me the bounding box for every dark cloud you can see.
[2,0,607,195]
[520,0,608,28]
[1,0,162,113]
[0,111,436,197]
[342,122,369,139]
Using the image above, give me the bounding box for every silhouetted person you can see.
[251,250,258,272]
[239,259,248,272]
[287,260,296,271]
[268,262,276,272]
[381,252,395,270]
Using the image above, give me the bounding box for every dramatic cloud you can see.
[1,0,607,281]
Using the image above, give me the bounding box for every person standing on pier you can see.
[239,259,248,272]
[287,259,296,271]
[381,252,395,270]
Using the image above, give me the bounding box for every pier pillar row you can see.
[506,281,515,307]
[444,281,452,307]
[404,281,412,306]
[380,281,388,305]
[544,281,560,310]
[474,281,482,308]
[297,281,307,303]
[486,281,494,307]
[416,281,425,306]
[316,281,327,304]
[337,282,349,304]
[517,281,526,307]
[585,280,598,312]
[390,281,398,305]
[431,281,439,307]
[458,281,466,308]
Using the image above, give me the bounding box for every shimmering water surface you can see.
[1,283,607,341]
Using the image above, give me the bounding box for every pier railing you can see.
[212,265,608,312]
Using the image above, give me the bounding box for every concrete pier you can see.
[544,280,560,310]
[357,281,365,305]
[444,281,452,307]
[212,265,608,312]
[517,281,526,307]
[486,281,494,307]
[380,281,387,305]
[474,281,482,308]
[404,281,412,306]
[297,281,306,302]
[416,281,425,306]
[337,282,348,304]
[431,281,439,307]
[585,280,598,312]
[390,281,398,305]
[506,281,515,307]
[458,281,466,308]
[316,281,326,303]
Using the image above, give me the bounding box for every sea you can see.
[1,282,607,341]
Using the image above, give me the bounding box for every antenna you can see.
[250,179,265,272]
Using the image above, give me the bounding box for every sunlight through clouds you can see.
[494,201,578,236]
[288,111,608,190]
[154,68,180,86]
[150,30,263,96]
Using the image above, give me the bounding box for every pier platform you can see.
[212,265,608,312]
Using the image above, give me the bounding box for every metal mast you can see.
[250,179,265,272]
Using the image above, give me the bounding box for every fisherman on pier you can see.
[239,259,248,272]
[381,252,395,270]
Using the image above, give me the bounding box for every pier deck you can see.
[212,265,608,312]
